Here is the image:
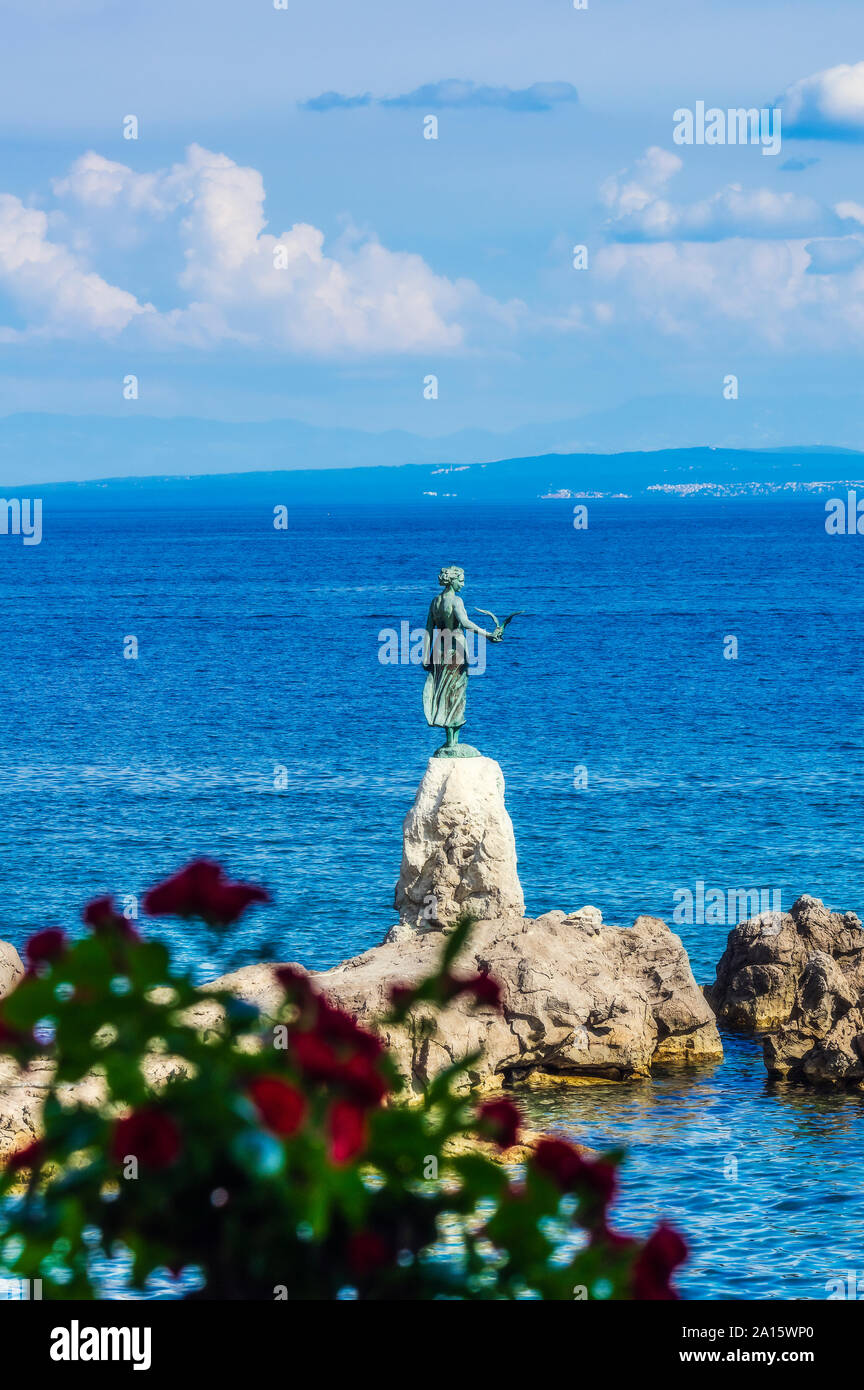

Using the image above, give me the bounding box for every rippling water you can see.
[1,492,862,1298]
[520,1035,864,1301]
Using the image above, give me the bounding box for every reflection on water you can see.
[518,1031,864,1301]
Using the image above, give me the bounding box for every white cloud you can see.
[53,152,169,214]
[600,146,683,220]
[0,193,151,339]
[586,145,864,346]
[9,137,864,360]
[779,61,864,140]
[602,146,835,241]
[591,238,864,347]
[45,144,520,354]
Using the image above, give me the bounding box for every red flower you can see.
[347,1230,392,1276]
[632,1222,688,1300]
[532,1137,582,1188]
[291,1031,342,1082]
[532,1137,616,1207]
[0,1018,29,1049]
[315,998,383,1059]
[275,964,313,1004]
[446,973,503,1009]
[82,895,114,927]
[339,1053,389,1107]
[577,1157,617,1206]
[248,1076,306,1137]
[25,928,67,968]
[289,1006,388,1107]
[143,860,269,927]
[82,896,140,942]
[478,1097,521,1150]
[111,1107,182,1170]
[6,1140,44,1172]
[467,975,503,1007]
[207,881,270,926]
[328,1100,367,1165]
[388,983,415,1012]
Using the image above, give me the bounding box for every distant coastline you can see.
[542,479,864,499]
[4,443,864,506]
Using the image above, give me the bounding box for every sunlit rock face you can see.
[390,756,524,940]
[200,908,722,1098]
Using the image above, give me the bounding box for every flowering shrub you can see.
[0,862,687,1300]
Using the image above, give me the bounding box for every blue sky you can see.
[3,0,864,471]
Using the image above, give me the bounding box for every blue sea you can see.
[1,492,863,1300]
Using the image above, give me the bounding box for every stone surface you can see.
[390,755,524,937]
[705,895,864,1032]
[206,906,722,1095]
[0,940,24,1001]
[0,901,722,1156]
[763,952,864,1087]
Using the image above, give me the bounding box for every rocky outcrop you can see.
[0,906,721,1154]
[763,953,864,1087]
[390,756,524,938]
[705,895,864,1031]
[704,894,864,1089]
[206,906,722,1095]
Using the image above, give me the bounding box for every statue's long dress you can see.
[422,594,468,729]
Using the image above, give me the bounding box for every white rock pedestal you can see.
[389,755,524,940]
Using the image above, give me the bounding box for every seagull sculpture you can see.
[474,607,525,638]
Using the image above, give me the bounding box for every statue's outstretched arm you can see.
[454,596,496,639]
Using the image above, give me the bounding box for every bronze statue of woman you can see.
[422,565,520,758]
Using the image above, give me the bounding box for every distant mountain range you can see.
[3,400,864,488]
[4,442,864,506]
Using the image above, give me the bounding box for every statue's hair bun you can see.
[438,565,464,587]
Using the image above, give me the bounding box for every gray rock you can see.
[705,895,864,1032]
[704,893,864,1089]
[209,907,722,1095]
[764,952,864,1087]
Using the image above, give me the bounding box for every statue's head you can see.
[438,565,464,592]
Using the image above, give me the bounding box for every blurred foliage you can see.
[0,865,685,1300]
